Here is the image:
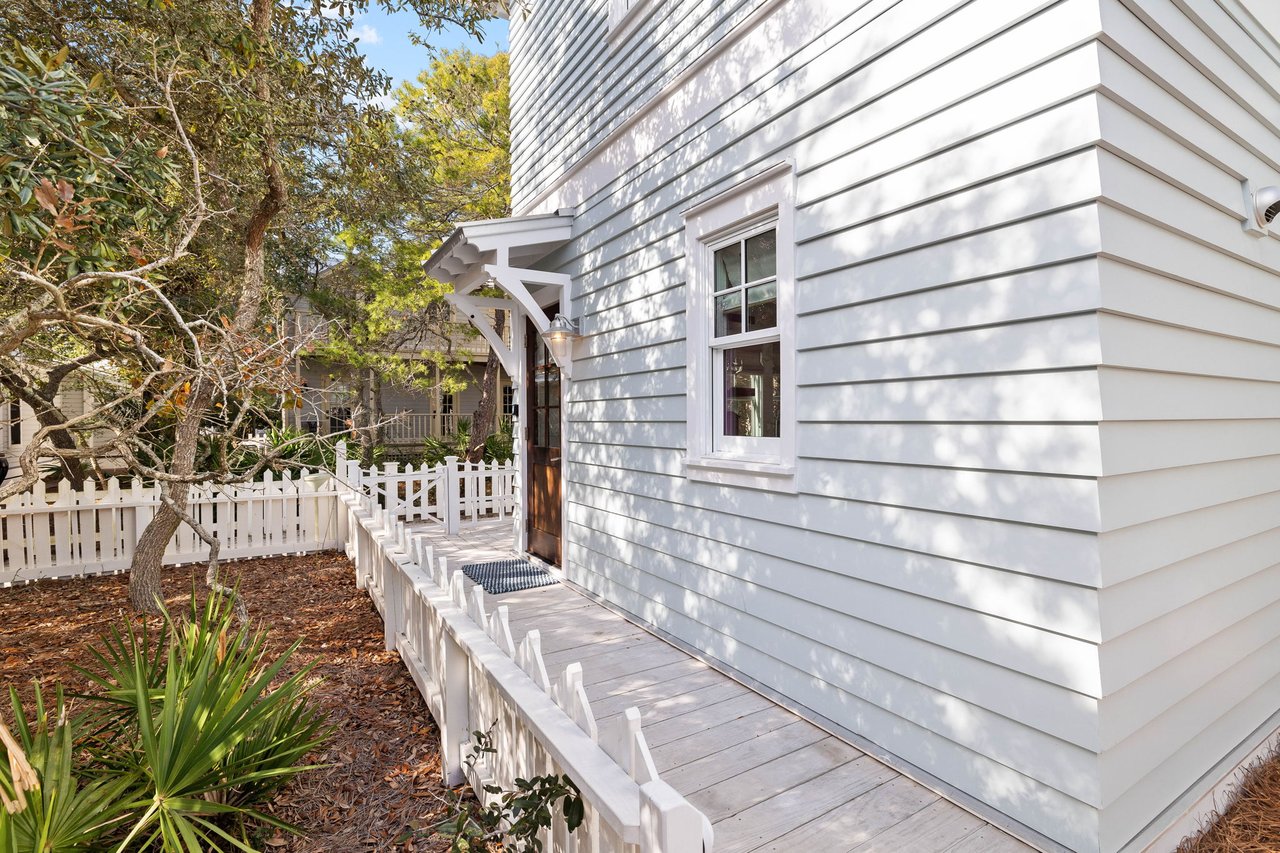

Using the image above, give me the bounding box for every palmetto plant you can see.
[0,687,135,853]
[0,591,330,852]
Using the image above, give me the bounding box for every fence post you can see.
[440,628,471,787]
[333,442,349,548]
[640,780,710,853]
[444,455,460,537]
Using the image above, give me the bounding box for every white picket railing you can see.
[339,488,714,853]
[0,471,340,586]
[342,447,518,535]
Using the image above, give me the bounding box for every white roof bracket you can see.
[445,293,517,376]
[484,264,563,336]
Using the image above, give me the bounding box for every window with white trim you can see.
[683,163,796,491]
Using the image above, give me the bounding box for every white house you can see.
[284,294,515,447]
[425,1,1280,851]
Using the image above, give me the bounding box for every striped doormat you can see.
[461,559,558,595]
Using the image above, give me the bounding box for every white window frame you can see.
[683,161,796,492]
[607,0,654,46]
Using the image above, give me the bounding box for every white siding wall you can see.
[511,0,1280,849]
[515,1,1121,850]
[1092,1,1280,851]
[509,0,767,211]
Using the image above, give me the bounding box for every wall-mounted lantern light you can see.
[542,314,580,372]
[1254,185,1280,229]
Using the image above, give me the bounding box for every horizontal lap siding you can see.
[512,2,1118,850]
[508,0,765,211]
[1091,1,1280,851]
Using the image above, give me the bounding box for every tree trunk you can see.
[128,501,178,611]
[31,406,90,488]
[466,310,506,462]
[0,371,91,488]
[128,377,214,612]
[370,370,383,450]
[128,0,286,613]
[356,372,374,467]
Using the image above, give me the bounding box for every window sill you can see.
[684,455,797,493]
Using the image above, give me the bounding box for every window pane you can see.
[745,229,776,282]
[548,405,560,448]
[713,244,741,292]
[746,281,777,331]
[715,291,742,337]
[722,341,781,438]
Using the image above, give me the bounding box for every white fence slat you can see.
[1,470,345,586]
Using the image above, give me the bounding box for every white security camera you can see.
[1255,185,1280,228]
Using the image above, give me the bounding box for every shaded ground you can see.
[0,552,458,851]
[1179,749,1280,853]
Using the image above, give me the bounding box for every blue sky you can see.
[350,9,508,97]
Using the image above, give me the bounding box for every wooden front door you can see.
[526,313,562,565]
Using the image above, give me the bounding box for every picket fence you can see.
[0,453,516,586]
[0,471,340,586]
[340,488,714,853]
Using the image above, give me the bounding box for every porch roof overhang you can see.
[424,211,575,377]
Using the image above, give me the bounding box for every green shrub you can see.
[235,427,337,475]
[0,591,330,852]
[0,686,136,853]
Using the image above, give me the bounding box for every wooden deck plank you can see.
[598,680,748,729]
[541,629,658,666]
[711,758,899,853]
[651,705,799,772]
[588,666,730,718]
[847,799,987,853]
[689,737,861,823]
[754,775,936,852]
[507,602,631,634]
[573,642,690,686]
[659,719,829,795]
[587,657,711,700]
[640,691,777,748]
[497,586,584,613]
[943,825,1036,852]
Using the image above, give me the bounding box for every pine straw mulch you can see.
[0,552,462,852]
[1178,748,1280,853]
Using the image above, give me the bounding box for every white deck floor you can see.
[416,518,1035,853]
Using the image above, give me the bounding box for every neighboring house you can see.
[2,385,106,481]
[426,2,1280,852]
[284,294,513,446]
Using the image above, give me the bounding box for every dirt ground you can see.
[0,552,459,851]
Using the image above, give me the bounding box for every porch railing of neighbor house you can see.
[381,411,515,445]
[382,412,459,444]
[338,484,714,853]
[0,471,340,586]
